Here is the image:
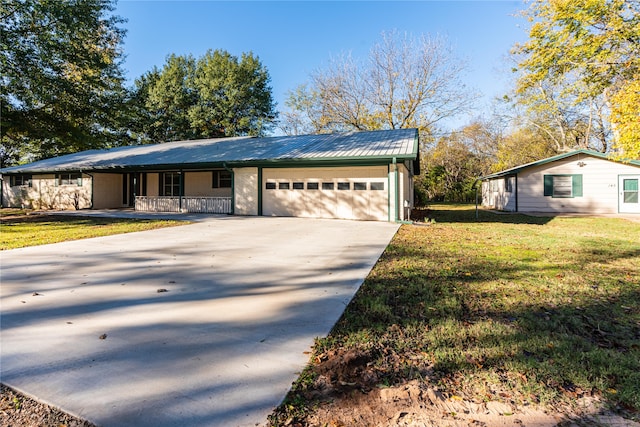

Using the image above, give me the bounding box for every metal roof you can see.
[1,129,419,174]
[480,149,640,180]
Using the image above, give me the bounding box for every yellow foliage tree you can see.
[610,78,640,160]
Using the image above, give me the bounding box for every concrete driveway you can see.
[0,216,399,426]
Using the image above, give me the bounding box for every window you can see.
[322,182,334,190]
[337,182,350,190]
[354,182,367,190]
[292,182,304,190]
[370,182,385,191]
[278,182,290,190]
[57,173,82,186]
[306,182,319,190]
[623,179,639,204]
[10,174,32,187]
[505,177,513,193]
[162,172,181,196]
[265,182,276,190]
[543,175,582,198]
[212,170,232,188]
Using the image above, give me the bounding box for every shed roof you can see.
[480,149,640,180]
[1,129,419,174]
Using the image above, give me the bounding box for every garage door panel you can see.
[263,167,389,221]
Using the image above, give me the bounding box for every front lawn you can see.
[0,209,184,250]
[271,205,640,424]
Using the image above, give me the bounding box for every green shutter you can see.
[543,175,553,196]
[572,174,583,197]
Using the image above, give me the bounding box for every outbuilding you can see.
[1,129,420,222]
[480,150,640,215]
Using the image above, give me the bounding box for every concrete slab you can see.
[0,216,399,426]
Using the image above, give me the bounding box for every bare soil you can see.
[272,347,640,427]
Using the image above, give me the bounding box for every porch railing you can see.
[135,196,232,214]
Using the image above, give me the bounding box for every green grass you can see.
[0,209,184,250]
[271,204,640,423]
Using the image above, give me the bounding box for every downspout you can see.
[223,162,234,215]
[81,170,94,209]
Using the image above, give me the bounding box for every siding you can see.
[518,156,640,213]
[93,174,122,209]
[482,176,516,211]
[184,171,232,197]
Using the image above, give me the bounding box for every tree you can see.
[610,77,640,159]
[1,0,128,165]
[280,31,477,142]
[513,0,640,155]
[132,49,277,143]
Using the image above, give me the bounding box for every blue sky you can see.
[115,0,529,131]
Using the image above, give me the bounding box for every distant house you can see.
[480,150,640,215]
[0,129,420,222]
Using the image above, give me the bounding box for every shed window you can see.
[337,182,350,190]
[278,182,290,190]
[370,182,385,191]
[354,182,367,190]
[265,182,276,190]
[306,182,319,190]
[505,177,513,193]
[292,182,304,190]
[10,174,32,187]
[57,173,82,186]
[212,170,232,188]
[322,182,334,190]
[543,175,582,198]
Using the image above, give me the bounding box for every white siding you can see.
[518,155,640,213]
[482,176,516,212]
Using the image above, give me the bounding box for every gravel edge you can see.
[0,384,96,427]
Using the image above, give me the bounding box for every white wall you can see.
[234,167,258,215]
[518,155,639,213]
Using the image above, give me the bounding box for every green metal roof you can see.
[480,149,640,180]
[1,129,419,174]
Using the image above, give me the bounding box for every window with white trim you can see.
[543,175,582,198]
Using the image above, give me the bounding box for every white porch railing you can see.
[135,196,232,214]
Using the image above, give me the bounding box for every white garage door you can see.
[262,166,389,221]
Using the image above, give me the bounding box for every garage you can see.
[262,166,389,221]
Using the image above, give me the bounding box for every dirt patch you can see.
[0,384,95,427]
[273,347,640,427]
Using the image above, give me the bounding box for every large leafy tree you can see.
[1,0,128,165]
[513,0,640,157]
[131,49,277,143]
[280,31,477,143]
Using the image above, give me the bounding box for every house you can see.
[480,150,640,215]
[1,129,420,222]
